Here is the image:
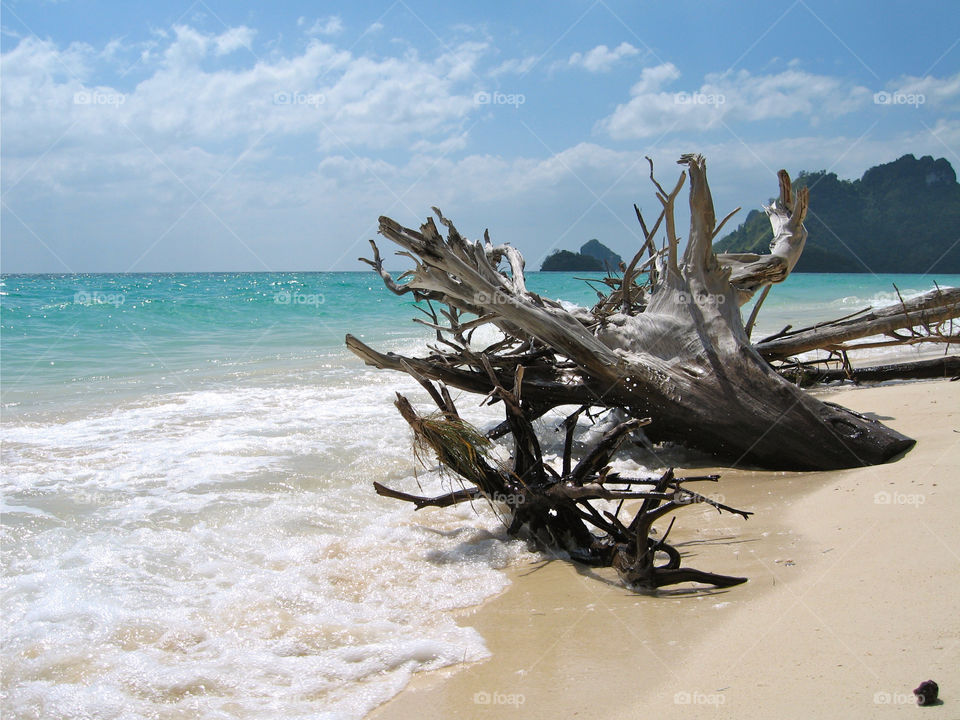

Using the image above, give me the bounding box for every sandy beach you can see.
[371,378,960,719]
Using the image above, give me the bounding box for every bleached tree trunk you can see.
[717,169,809,305]
[348,155,919,470]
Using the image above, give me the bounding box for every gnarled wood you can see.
[350,155,918,470]
[345,153,960,588]
[717,169,809,304]
[778,355,960,386]
[380,385,750,589]
[756,286,960,360]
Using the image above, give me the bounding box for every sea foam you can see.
[1,371,537,719]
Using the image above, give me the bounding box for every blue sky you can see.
[1,0,958,272]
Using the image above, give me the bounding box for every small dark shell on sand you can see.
[913,680,939,706]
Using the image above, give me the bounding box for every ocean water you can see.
[1,271,957,719]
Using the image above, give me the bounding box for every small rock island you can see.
[541,239,623,271]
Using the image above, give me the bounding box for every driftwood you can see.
[381,384,750,589]
[348,155,924,470]
[347,154,959,588]
[756,285,959,387]
[778,355,960,386]
[717,169,809,305]
[756,286,960,360]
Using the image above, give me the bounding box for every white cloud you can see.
[568,42,639,73]
[630,62,680,93]
[303,16,344,36]
[490,55,538,76]
[214,26,255,56]
[101,38,125,61]
[3,116,955,271]
[410,133,470,155]
[0,26,483,153]
[905,117,960,153]
[0,23,502,270]
[600,63,874,139]
[4,27,958,273]
[886,71,960,107]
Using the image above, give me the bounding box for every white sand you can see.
[370,379,959,719]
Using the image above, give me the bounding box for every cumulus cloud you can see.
[299,16,344,36]
[214,26,255,55]
[883,71,960,107]
[631,62,680,93]
[490,55,538,76]
[568,42,639,72]
[0,25,483,154]
[4,26,958,273]
[600,63,875,138]
[3,109,955,272]
[410,133,470,155]
[0,22,499,270]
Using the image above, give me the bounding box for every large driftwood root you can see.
[347,153,957,589]
[348,155,926,469]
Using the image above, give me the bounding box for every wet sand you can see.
[370,378,959,719]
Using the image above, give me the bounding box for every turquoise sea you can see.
[1,271,957,718]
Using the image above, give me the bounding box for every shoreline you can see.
[370,378,959,719]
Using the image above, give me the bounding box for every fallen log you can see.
[756,287,960,360]
[778,355,960,386]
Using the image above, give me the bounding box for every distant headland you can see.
[541,239,624,272]
[714,154,960,273]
